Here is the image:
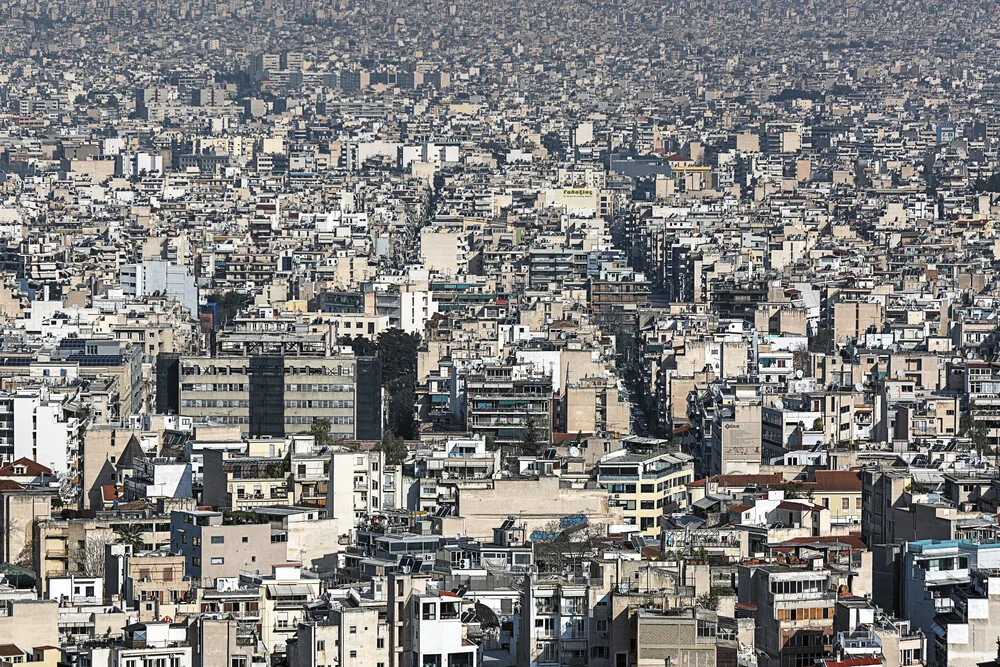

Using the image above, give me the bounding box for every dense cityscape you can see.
[1,0,1000,666]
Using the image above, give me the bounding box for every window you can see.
[842,498,850,510]
[211,535,225,544]
[317,641,325,651]
[210,557,224,565]
[350,626,357,634]
[377,638,385,649]
[242,536,249,543]
[349,651,357,659]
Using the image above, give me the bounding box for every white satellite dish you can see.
[854,382,864,392]
[569,446,581,457]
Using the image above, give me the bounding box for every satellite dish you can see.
[795,370,804,379]
[569,446,581,457]
[855,382,864,392]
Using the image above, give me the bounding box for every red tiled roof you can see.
[0,480,24,492]
[730,504,752,513]
[777,500,823,512]
[0,644,24,657]
[0,457,52,476]
[812,470,862,492]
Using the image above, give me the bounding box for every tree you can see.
[377,329,420,387]
[378,329,420,439]
[206,291,252,329]
[790,344,810,375]
[518,415,543,455]
[809,328,835,353]
[532,521,605,573]
[114,523,145,552]
[72,535,114,577]
[379,433,409,466]
[961,404,990,458]
[386,379,416,439]
[308,418,336,448]
[696,592,720,611]
[780,480,810,499]
[339,334,376,357]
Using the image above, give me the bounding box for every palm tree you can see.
[114,524,145,553]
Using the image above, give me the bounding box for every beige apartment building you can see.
[596,443,695,535]
[563,376,630,436]
[169,510,288,583]
[833,301,885,343]
[0,488,51,565]
[80,426,141,511]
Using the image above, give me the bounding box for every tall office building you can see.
[170,331,382,440]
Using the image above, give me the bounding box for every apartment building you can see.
[173,336,381,440]
[84,621,193,667]
[287,603,391,667]
[465,365,553,447]
[737,563,837,667]
[562,377,630,436]
[900,539,1000,665]
[202,449,290,510]
[596,442,694,535]
[634,607,720,667]
[518,576,594,667]
[169,510,288,583]
[326,449,401,538]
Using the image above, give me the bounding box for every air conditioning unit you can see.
[600,632,608,638]
[460,559,471,569]
[536,643,543,649]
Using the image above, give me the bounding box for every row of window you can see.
[183,383,248,392]
[182,366,355,376]
[191,556,225,566]
[775,606,831,621]
[819,497,863,511]
[284,400,354,408]
[606,476,692,496]
[181,399,250,408]
[771,579,826,595]
[285,383,355,392]
[181,382,358,393]
[285,416,354,425]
